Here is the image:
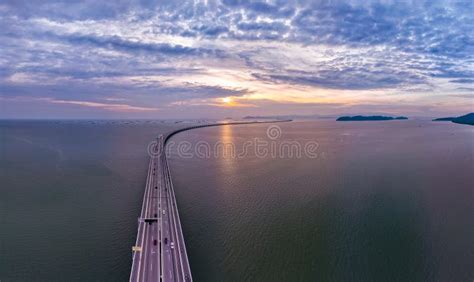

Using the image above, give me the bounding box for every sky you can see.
[0,0,473,119]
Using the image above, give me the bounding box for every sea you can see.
[0,119,472,281]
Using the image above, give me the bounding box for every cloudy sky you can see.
[1,0,473,119]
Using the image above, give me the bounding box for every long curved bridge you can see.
[129,120,291,282]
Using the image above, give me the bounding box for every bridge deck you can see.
[130,120,291,282]
[129,136,192,282]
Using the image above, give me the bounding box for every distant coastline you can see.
[433,117,456,121]
[433,113,474,126]
[243,115,336,120]
[336,115,408,121]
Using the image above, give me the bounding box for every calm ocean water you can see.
[1,120,473,281]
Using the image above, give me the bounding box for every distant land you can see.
[434,113,474,126]
[243,115,279,120]
[433,117,456,121]
[336,115,408,121]
[243,115,335,120]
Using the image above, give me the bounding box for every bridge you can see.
[129,120,291,282]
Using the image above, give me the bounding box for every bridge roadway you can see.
[130,120,291,282]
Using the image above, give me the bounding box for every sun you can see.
[222,97,232,104]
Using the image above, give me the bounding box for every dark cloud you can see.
[0,78,250,105]
[221,0,294,17]
[38,32,224,57]
[456,87,474,92]
[237,21,288,33]
[10,65,204,80]
[191,25,229,37]
[252,68,426,90]
[450,79,474,84]
[0,0,155,20]
[451,93,473,98]
[290,2,473,59]
[159,84,252,100]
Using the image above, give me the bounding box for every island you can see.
[453,113,474,125]
[336,115,408,121]
[433,113,474,126]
